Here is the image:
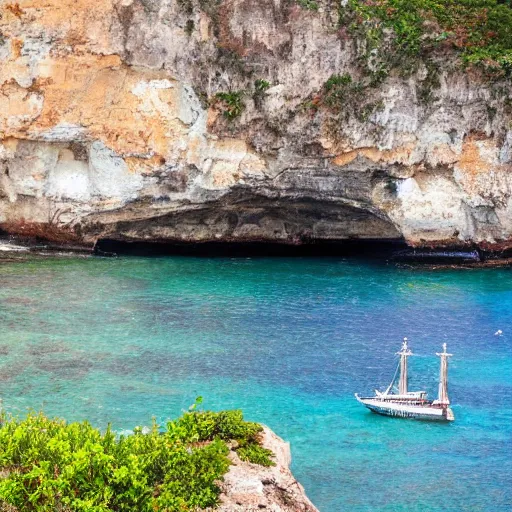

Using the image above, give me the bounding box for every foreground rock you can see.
[216,427,318,512]
[0,1,511,251]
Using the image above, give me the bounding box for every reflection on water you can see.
[0,256,511,511]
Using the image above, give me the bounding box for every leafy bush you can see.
[253,80,271,108]
[254,79,270,93]
[314,73,385,134]
[321,73,368,117]
[236,442,274,467]
[0,406,274,511]
[215,91,245,120]
[323,73,358,106]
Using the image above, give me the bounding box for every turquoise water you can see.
[0,256,511,511]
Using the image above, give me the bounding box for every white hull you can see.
[355,395,455,422]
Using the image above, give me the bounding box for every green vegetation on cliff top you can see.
[0,404,274,512]
[345,0,512,74]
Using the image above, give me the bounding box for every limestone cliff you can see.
[0,0,511,249]
[215,426,318,512]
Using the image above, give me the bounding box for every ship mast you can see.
[396,338,412,395]
[435,343,452,405]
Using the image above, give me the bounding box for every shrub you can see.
[215,91,245,120]
[253,79,271,108]
[322,73,364,114]
[236,442,274,467]
[0,406,274,511]
[254,79,270,93]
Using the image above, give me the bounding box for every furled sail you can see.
[436,343,452,405]
[397,338,412,395]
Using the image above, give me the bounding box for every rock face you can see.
[0,0,511,249]
[216,427,318,512]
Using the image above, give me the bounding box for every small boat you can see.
[355,339,455,422]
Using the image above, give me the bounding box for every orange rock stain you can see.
[457,136,494,177]
[1,49,188,171]
[332,143,417,167]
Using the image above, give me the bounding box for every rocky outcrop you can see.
[0,1,511,249]
[0,416,316,512]
[216,427,318,512]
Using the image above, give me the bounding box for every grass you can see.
[0,403,274,512]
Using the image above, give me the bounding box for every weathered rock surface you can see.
[216,427,318,512]
[0,0,511,249]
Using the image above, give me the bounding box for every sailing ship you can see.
[355,339,455,421]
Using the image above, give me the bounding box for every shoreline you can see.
[1,236,512,268]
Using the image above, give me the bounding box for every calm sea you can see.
[0,256,511,511]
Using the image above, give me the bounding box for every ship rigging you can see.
[355,340,455,421]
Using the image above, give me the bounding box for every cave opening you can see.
[94,238,409,258]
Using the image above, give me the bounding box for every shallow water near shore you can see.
[0,256,511,511]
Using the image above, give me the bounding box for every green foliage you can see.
[236,442,274,467]
[345,0,512,75]
[0,406,274,511]
[254,79,270,93]
[315,73,385,137]
[297,0,319,11]
[325,73,353,91]
[215,91,245,120]
[322,73,364,114]
[253,80,271,108]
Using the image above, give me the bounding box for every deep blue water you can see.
[0,256,511,511]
